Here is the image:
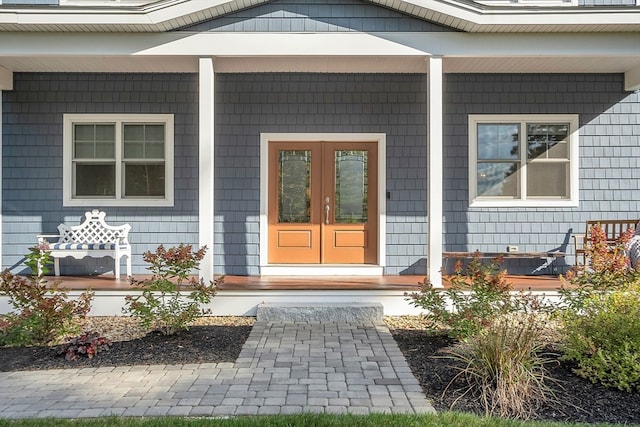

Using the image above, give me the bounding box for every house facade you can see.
[0,0,639,296]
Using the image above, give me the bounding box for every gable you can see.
[176,0,456,33]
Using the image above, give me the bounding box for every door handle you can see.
[324,197,330,225]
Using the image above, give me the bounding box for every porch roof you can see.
[0,0,639,33]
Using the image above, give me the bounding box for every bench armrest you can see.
[36,234,61,244]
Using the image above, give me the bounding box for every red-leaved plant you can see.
[562,224,637,293]
[59,331,111,361]
[0,245,93,346]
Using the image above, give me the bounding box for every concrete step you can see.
[256,302,384,324]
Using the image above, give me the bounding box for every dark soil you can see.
[0,325,252,372]
[389,328,640,425]
[1,324,639,424]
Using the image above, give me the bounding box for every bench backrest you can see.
[586,219,637,243]
[57,210,131,245]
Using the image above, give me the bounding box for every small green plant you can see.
[123,244,220,335]
[558,224,640,393]
[446,312,556,419]
[0,245,93,346]
[560,282,640,393]
[406,253,518,340]
[59,331,111,361]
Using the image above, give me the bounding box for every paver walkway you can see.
[0,322,435,419]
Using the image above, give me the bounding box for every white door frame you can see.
[259,133,386,276]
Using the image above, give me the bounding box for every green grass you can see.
[0,413,636,427]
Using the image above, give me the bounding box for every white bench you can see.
[37,210,132,279]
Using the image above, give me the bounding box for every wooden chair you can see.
[573,219,637,265]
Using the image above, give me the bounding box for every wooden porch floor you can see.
[46,274,564,292]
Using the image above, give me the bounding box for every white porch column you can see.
[198,58,215,281]
[427,56,444,287]
[0,90,3,269]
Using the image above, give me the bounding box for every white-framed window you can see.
[63,114,174,207]
[469,114,579,207]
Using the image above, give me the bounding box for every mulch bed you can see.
[389,328,640,425]
[0,325,252,372]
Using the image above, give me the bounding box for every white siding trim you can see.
[0,67,11,90]
[427,57,444,288]
[198,58,215,281]
[259,133,386,276]
[625,67,640,92]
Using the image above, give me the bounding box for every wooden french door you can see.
[268,141,378,264]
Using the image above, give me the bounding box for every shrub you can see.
[406,253,520,340]
[560,283,640,393]
[123,244,220,335]
[446,312,556,419]
[0,246,93,346]
[562,224,638,295]
[59,331,111,361]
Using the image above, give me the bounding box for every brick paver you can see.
[0,322,435,419]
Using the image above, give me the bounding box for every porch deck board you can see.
[45,274,564,292]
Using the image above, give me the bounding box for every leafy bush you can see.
[562,224,638,294]
[558,224,640,393]
[406,253,521,340]
[446,312,556,419]
[59,331,111,361]
[123,244,220,335]
[0,246,93,346]
[560,283,640,393]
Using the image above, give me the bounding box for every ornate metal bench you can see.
[37,210,132,279]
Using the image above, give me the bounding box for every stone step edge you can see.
[256,302,384,324]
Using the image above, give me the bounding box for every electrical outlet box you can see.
[507,245,519,252]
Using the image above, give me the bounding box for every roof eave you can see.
[0,0,638,33]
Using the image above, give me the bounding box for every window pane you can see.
[95,125,115,143]
[74,124,114,159]
[278,150,311,223]
[335,150,368,224]
[527,163,568,198]
[124,163,165,197]
[477,124,519,160]
[75,163,115,197]
[477,162,519,197]
[527,123,569,160]
[74,124,95,142]
[124,124,165,159]
[123,124,144,142]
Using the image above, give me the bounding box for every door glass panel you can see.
[334,150,368,223]
[278,150,311,223]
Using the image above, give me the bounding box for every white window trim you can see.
[469,114,579,208]
[63,113,174,207]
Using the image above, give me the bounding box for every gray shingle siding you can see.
[444,73,640,274]
[178,0,455,33]
[2,73,199,275]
